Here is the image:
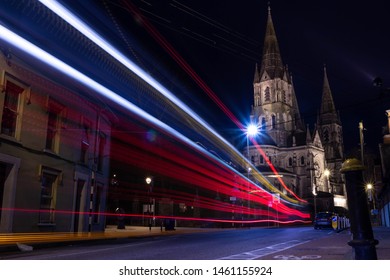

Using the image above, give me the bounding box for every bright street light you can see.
[145,176,153,230]
[246,123,259,137]
[145,177,152,185]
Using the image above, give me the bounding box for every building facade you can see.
[246,7,347,213]
[0,53,114,233]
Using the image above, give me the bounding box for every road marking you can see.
[219,240,309,260]
[274,254,321,260]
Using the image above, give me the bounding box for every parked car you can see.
[314,212,335,229]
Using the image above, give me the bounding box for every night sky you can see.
[64,0,390,157]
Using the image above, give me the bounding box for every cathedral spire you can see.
[320,65,340,124]
[254,63,260,83]
[259,4,284,79]
[306,124,312,144]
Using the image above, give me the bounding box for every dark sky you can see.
[64,0,390,156]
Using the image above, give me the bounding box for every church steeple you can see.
[252,5,303,148]
[259,5,284,80]
[319,65,340,125]
[317,65,345,197]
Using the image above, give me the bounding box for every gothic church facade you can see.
[246,7,347,212]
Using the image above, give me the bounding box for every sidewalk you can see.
[256,226,390,260]
[0,225,223,253]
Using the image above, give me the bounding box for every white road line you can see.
[219,240,310,260]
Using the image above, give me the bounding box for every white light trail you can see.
[38,0,239,155]
[0,24,204,164]
[1,2,304,206]
[0,23,266,204]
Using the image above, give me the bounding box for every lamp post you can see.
[145,176,153,231]
[341,158,378,259]
[308,153,319,217]
[312,185,317,217]
[245,123,259,221]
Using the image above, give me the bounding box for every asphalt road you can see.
[1,226,335,260]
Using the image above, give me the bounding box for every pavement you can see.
[1,225,390,259]
[256,226,390,260]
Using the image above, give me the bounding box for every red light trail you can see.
[120,0,306,203]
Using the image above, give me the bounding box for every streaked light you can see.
[38,0,306,206]
[38,0,234,153]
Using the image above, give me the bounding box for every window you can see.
[39,168,60,224]
[251,155,256,165]
[271,115,276,129]
[300,156,305,166]
[281,90,286,103]
[288,157,293,167]
[264,87,270,102]
[255,94,260,106]
[45,98,64,153]
[323,129,329,143]
[260,155,264,164]
[1,80,24,137]
[261,117,266,130]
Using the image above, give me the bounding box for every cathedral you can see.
[246,7,347,213]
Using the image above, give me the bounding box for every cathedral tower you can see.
[245,6,347,211]
[317,66,345,196]
[252,7,304,147]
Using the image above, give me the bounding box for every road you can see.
[0,226,338,260]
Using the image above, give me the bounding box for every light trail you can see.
[0,24,307,220]
[0,6,310,231]
[0,208,311,227]
[111,124,309,219]
[37,0,305,205]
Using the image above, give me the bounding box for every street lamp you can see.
[245,123,259,221]
[145,176,153,230]
[312,185,318,217]
[366,183,376,210]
